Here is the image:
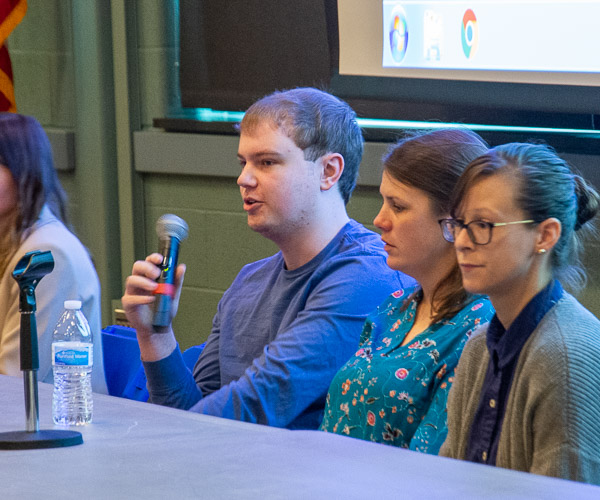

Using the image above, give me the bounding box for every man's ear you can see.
[535,217,562,254]
[320,153,344,192]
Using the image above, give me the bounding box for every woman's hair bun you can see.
[574,175,600,230]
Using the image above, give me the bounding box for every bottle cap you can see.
[64,300,82,310]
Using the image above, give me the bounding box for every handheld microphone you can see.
[152,214,189,331]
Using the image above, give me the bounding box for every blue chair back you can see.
[182,344,205,369]
[102,324,205,401]
[101,325,142,398]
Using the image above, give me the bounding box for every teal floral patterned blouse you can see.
[320,287,493,453]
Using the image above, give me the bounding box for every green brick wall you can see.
[10,0,75,128]
[135,0,180,126]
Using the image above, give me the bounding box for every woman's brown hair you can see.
[383,128,488,322]
[0,113,69,276]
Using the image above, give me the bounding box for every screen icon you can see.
[389,6,409,63]
[424,9,443,62]
[461,9,478,59]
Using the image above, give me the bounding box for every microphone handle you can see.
[152,237,180,329]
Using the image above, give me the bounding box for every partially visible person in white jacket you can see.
[0,112,107,394]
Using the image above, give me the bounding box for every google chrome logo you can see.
[389,7,409,63]
[461,9,478,59]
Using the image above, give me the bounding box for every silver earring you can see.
[537,248,547,254]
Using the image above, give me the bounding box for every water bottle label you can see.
[52,342,93,366]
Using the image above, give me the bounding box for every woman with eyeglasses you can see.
[319,129,494,453]
[439,143,600,484]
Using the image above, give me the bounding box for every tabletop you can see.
[1,374,599,499]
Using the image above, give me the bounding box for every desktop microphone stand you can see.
[0,250,83,450]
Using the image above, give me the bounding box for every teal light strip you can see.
[184,108,245,122]
[356,118,600,137]
[181,108,600,137]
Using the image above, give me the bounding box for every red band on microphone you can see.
[154,283,175,297]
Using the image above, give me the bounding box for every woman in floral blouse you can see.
[320,129,494,453]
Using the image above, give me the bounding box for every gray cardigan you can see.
[440,292,600,485]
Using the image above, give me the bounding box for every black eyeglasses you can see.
[438,218,535,245]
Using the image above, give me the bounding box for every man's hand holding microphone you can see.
[122,214,188,361]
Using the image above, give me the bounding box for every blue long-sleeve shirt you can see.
[144,220,415,429]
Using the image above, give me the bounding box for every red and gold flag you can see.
[0,0,27,112]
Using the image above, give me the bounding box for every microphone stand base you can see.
[0,429,83,450]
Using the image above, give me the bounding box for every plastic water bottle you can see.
[52,300,93,425]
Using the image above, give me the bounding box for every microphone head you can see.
[156,214,189,241]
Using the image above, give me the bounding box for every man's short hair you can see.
[238,87,364,204]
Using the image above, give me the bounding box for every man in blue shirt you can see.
[122,88,414,428]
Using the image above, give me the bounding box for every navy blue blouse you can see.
[465,279,564,465]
